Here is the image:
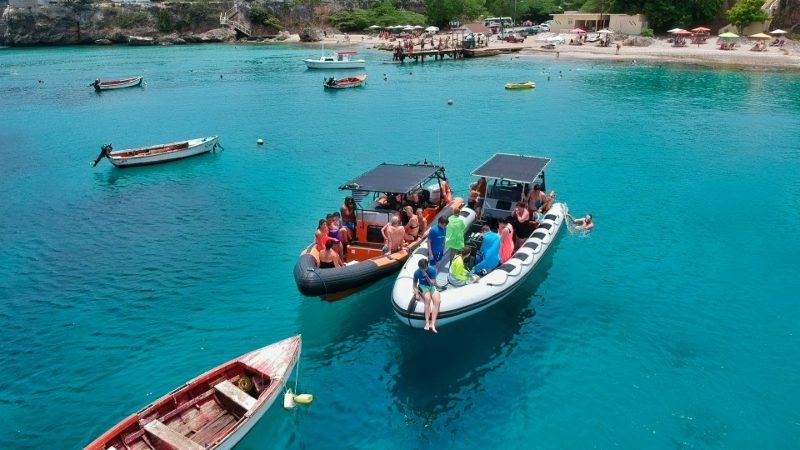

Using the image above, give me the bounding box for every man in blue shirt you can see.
[427,216,448,267]
[471,224,501,275]
[413,258,441,333]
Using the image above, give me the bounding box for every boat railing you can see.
[219,6,251,37]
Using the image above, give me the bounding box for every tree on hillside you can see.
[727,0,769,33]
[427,0,486,27]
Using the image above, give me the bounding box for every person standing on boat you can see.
[511,202,531,249]
[415,208,428,235]
[445,206,466,260]
[413,258,441,333]
[428,216,448,266]
[340,196,357,235]
[498,216,514,263]
[472,224,501,275]
[403,206,420,242]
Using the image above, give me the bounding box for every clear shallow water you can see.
[1,44,799,449]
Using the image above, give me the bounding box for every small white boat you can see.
[391,154,566,328]
[90,76,144,92]
[303,51,366,69]
[91,136,220,168]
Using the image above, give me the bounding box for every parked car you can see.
[522,26,540,35]
[539,24,551,32]
[504,33,526,43]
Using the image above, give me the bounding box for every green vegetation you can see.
[156,9,174,33]
[727,0,769,34]
[639,27,654,37]
[116,11,149,29]
[330,1,427,32]
[248,5,283,30]
[427,0,486,27]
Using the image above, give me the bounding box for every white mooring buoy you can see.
[257,138,264,145]
[447,99,453,106]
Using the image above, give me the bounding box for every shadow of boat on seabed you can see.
[389,248,559,424]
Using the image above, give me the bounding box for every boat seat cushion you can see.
[512,252,532,264]
[531,231,548,240]
[522,241,541,252]
[215,379,257,412]
[544,213,558,221]
[537,222,553,231]
[144,419,204,450]
[499,262,522,276]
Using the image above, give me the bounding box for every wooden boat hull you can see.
[303,59,366,69]
[323,74,367,89]
[93,76,143,91]
[107,136,219,167]
[505,81,536,89]
[392,203,566,328]
[84,335,301,450]
[293,199,465,299]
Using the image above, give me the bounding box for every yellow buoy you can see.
[293,393,314,404]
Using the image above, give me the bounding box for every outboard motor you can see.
[91,144,112,167]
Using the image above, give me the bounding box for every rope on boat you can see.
[307,267,329,296]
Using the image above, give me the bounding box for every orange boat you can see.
[84,336,301,450]
[293,162,463,300]
[323,74,367,89]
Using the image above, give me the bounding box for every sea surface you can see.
[1,44,799,449]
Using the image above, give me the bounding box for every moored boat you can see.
[84,335,301,450]
[505,81,536,89]
[293,162,464,300]
[323,74,367,89]
[90,76,144,91]
[303,51,366,69]
[91,136,220,168]
[392,154,566,328]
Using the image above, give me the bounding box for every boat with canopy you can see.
[293,162,471,300]
[391,154,567,328]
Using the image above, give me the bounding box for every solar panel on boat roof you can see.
[340,164,442,194]
[471,154,550,182]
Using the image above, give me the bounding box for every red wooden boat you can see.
[323,74,367,89]
[84,335,301,450]
[91,76,144,91]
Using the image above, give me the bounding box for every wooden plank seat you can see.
[214,380,256,412]
[143,419,204,450]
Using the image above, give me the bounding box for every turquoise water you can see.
[1,44,799,449]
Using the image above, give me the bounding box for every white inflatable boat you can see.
[391,202,567,328]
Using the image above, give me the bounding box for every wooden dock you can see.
[397,48,465,62]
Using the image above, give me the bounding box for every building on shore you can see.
[549,13,648,35]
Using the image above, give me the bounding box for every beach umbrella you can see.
[597,29,613,34]
[425,26,439,33]
[414,25,424,30]
[719,32,739,39]
[570,28,586,34]
[674,30,693,36]
[666,28,682,33]
[769,29,787,35]
[691,26,711,33]
[749,32,770,39]
[669,28,689,34]
[368,25,381,30]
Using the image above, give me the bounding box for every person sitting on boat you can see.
[428,216,448,267]
[467,183,480,211]
[448,247,473,287]
[314,219,340,257]
[319,240,344,268]
[471,224,501,276]
[403,206,420,242]
[327,212,351,256]
[498,216,515,263]
[569,213,594,231]
[413,258,441,333]
[382,216,407,254]
[340,196,357,235]
[445,206,466,260]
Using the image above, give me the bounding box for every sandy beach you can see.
[296,32,800,71]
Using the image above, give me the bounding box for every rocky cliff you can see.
[771,0,800,33]
[0,1,316,46]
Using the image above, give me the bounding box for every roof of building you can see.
[471,154,550,183]
[340,163,444,194]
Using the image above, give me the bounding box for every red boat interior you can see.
[94,362,271,450]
